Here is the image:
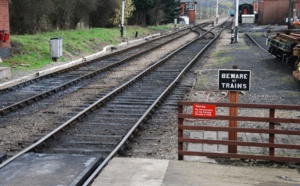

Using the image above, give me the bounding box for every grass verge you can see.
[1,24,174,70]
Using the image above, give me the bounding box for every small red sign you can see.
[192,104,216,118]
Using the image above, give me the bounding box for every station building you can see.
[180,0,197,25]
[0,0,10,59]
[237,0,300,25]
[255,0,299,25]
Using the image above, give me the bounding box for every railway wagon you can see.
[230,10,235,17]
[267,33,300,80]
[238,3,254,23]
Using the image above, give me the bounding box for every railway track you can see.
[0,23,210,116]
[0,25,201,157]
[0,20,232,185]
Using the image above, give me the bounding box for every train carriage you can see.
[267,33,300,80]
[238,3,254,23]
[230,10,235,17]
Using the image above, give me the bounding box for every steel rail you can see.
[245,32,294,71]
[0,27,202,116]
[0,25,197,93]
[83,22,230,186]
[0,26,202,169]
[0,21,230,182]
[245,32,274,55]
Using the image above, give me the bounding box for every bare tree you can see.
[10,0,106,34]
[89,0,119,28]
[10,0,52,34]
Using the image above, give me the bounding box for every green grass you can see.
[2,26,168,70]
[148,24,174,30]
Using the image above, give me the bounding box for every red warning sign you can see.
[192,104,216,118]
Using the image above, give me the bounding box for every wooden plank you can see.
[178,150,300,162]
[177,102,300,110]
[178,125,300,135]
[290,33,300,38]
[178,137,300,149]
[178,113,300,124]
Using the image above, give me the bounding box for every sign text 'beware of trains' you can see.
[218,69,251,91]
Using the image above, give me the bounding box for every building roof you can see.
[180,0,197,3]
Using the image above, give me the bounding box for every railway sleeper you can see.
[0,153,7,164]
[0,111,7,115]
[70,140,117,145]
[6,152,17,159]
[50,147,112,154]
[69,134,122,141]
[101,108,146,113]
[77,129,127,136]
[130,148,154,155]
[18,140,38,147]
[105,104,149,109]
[8,147,23,152]
[25,99,35,105]
[53,142,116,149]
[118,144,131,156]
[110,101,153,105]
[93,113,143,118]
[82,120,135,125]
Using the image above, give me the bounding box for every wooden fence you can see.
[178,101,300,162]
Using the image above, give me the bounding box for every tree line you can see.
[9,0,181,34]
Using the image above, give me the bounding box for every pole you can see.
[121,0,125,38]
[200,0,202,19]
[228,66,239,154]
[216,0,219,24]
[207,1,209,18]
[235,0,239,42]
[288,0,293,29]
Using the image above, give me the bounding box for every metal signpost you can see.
[235,0,239,42]
[121,0,125,38]
[218,66,251,153]
[216,0,219,24]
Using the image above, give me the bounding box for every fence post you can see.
[228,92,238,153]
[269,108,275,156]
[178,104,184,160]
[228,66,239,153]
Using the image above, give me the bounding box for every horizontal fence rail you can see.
[178,101,300,163]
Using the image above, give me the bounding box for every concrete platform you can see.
[0,67,11,80]
[0,153,102,186]
[92,157,300,186]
